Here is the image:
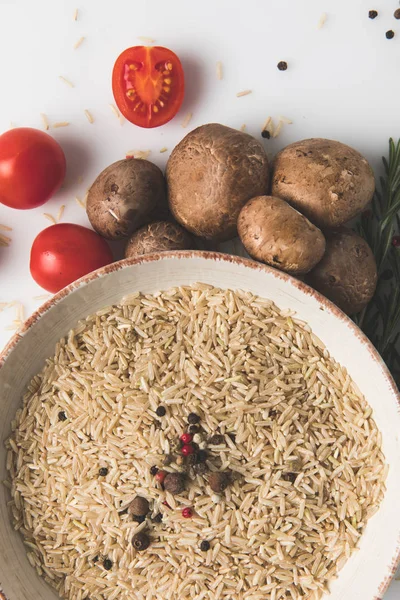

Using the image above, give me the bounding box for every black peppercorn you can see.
[132,531,150,551]
[187,453,198,466]
[208,472,230,493]
[282,472,297,484]
[103,558,112,570]
[150,465,159,476]
[193,463,208,475]
[197,449,208,463]
[200,540,210,552]
[188,424,199,434]
[99,467,108,476]
[395,8,400,19]
[132,514,146,523]
[368,9,378,19]
[277,61,288,71]
[156,406,166,417]
[209,434,225,445]
[58,411,67,422]
[386,30,395,39]
[188,412,200,425]
[153,512,163,523]
[261,130,271,139]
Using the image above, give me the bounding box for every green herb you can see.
[355,138,400,384]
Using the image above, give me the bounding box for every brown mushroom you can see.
[272,139,375,229]
[238,196,326,274]
[166,123,270,241]
[125,221,193,258]
[87,159,166,240]
[306,228,377,314]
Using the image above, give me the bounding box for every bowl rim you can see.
[0,249,399,600]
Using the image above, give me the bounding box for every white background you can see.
[0,0,399,595]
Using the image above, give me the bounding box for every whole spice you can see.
[182,507,193,518]
[98,467,108,476]
[196,449,208,463]
[181,444,195,456]
[58,411,67,422]
[282,472,297,483]
[208,472,230,493]
[261,130,271,139]
[188,412,200,424]
[180,432,192,444]
[164,472,186,495]
[150,465,159,476]
[200,540,210,552]
[277,61,288,71]
[132,531,150,551]
[188,424,199,434]
[155,470,166,484]
[103,558,112,570]
[156,406,166,417]
[386,30,395,39]
[192,433,203,444]
[368,9,378,19]
[208,434,225,445]
[128,496,150,517]
[193,463,208,475]
[395,9,400,19]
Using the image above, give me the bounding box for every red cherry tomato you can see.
[0,128,66,209]
[112,46,184,128]
[30,224,113,293]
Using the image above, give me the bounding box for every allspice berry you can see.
[209,472,230,493]
[164,472,186,495]
[128,496,150,517]
[132,531,150,551]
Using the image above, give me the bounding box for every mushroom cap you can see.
[166,123,270,241]
[306,228,377,314]
[87,159,166,240]
[272,138,375,229]
[125,221,192,258]
[238,195,326,274]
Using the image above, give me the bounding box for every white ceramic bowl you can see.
[1,251,399,600]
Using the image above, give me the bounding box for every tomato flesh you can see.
[30,224,113,293]
[112,46,184,128]
[0,128,66,210]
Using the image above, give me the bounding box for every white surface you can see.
[1,253,400,600]
[0,0,399,595]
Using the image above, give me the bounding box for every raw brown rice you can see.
[5,285,386,600]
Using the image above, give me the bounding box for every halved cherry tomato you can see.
[0,128,66,210]
[112,46,184,128]
[30,224,113,293]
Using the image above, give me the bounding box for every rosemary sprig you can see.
[355,138,400,384]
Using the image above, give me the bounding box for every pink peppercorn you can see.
[155,471,166,484]
[182,507,193,518]
[181,444,195,456]
[180,432,192,444]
